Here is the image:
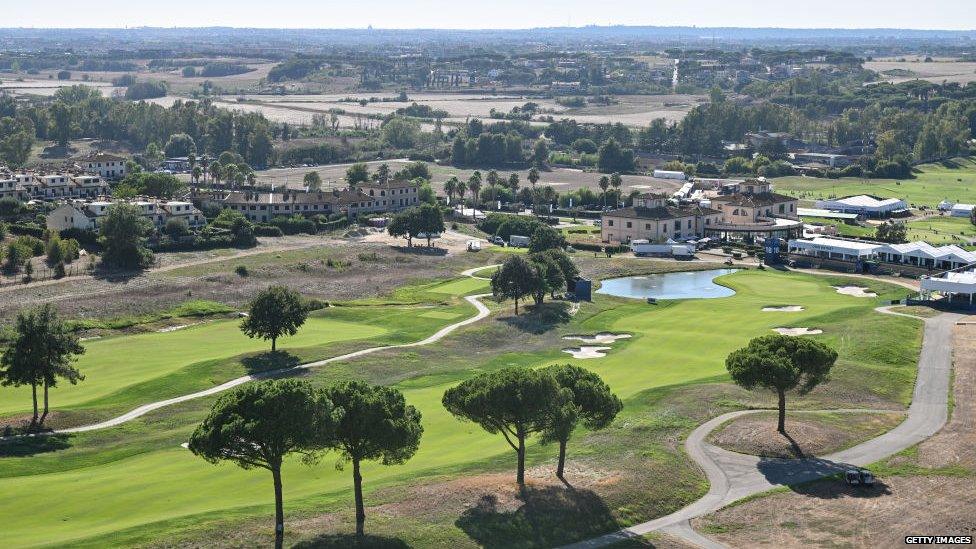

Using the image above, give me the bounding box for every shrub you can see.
[234,265,249,277]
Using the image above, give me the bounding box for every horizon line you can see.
[0,24,974,33]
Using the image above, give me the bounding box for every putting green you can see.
[0,269,921,547]
[0,317,387,417]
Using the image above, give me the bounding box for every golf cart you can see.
[845,469,875,487]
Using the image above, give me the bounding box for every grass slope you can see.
[774,157,976,208]
[0,269,921,547]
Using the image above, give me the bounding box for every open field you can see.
[865,58,976,85]
[692,318,976,548]
[187,161,685,196]
[904,216,976,245]
[0,267,923,547]
[773,157,976,208]
[205,92,703,128]
[0,78,120,98]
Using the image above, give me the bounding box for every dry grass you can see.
[708,411,905,459]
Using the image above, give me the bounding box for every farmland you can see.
[865,57,976,85]
[0,267,922,547]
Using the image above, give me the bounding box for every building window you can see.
[673,220,680,230]
[626,221,632,228]
[607,220,614,227]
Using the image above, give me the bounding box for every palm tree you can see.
[443,177,458,206]
[191,166,202,188]
[247,172,257,187]
[610,172,623,208]
[527,168,540,212]
[209,161,222,186]
[456,180,467,214]
[508,173,520,209]
[200,156,210,185]
[542,185,557,220]
[486,170,500,208]
[467,172,482,218]
[599,175,610,209]
[223,165,239,189]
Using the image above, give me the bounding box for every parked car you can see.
[466,240,481,252]
[845,469,875,486]
[509,235,530,248]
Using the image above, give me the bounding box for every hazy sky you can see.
[5,0,976,30]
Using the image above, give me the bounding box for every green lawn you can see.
[774,157,976,208]
[0,278,486,424]
[0,269,922,547]
[905,216,976,245]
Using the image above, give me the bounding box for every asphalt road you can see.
[565,307,960,548]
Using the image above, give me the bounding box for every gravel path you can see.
[564,306,959,548]
[6,266,498,437]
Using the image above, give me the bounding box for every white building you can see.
[75,153,128,180]
[876,242,976,271]
[787,236,881,262]
[653,170,687,181]
[46,198,204,233]
[814,195,908,218]
[950,204,975,217]
[921,268,976,305]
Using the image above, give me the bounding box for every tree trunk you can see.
[556,439,567,480]
[272,466,284,549]
[271,337,277,352]
[353,458,366,537]
[777,389,787,434]
[30,382,38,430]
[516,434,526,487]
[40,380,50,426]
[514,298,519,316]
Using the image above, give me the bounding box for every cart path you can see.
[564,306,959,548]
[7,266,498,437]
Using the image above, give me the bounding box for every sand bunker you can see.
[562,332,633,344]
[562,346,612,359]
[773,327,823,336]
[834,286,878,298]
[762,306,805,312]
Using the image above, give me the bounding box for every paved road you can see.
[7,266,497,437]
[565,307,959,548]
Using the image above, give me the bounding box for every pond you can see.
[596,269,738,300]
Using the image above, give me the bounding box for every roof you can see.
[606,205,720,221]
[789,237,882,253]
[359,178,418,190]
[818,195,906,209]
[76,152,127,163]
[879,242,976,263]
[797,208,860,220]
[223,189,368,206]
[711,192,796,208]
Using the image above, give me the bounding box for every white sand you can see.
[158,323,197,333]
[773,327,823,336]
[762,306,805,312]
[563,332,633,344]
[562,346,613,359]
[833,286,878,298]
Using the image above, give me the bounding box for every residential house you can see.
[75,153,128,180]
[600,193,722,244]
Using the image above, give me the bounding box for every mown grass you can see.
[774,157,976,207]
[0,269,923,547]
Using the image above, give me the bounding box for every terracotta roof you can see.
[606,205,719,221]
[711,192,796,208]
[359,178,418,190]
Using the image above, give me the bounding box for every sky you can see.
[5,0,976,30]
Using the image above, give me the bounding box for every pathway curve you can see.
[565,306,960,548]
[12,265,498,437]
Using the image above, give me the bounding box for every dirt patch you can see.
[708,411,905,459]
[772,327,823,336]
[762,306,805,312]
[916,323,976,469]
[694,475,976,548]
[834,286,878,298]
[562,332,633,344]
[693,322,976,546]
[563,346,613,359]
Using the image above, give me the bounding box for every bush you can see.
[234,265,249,277]
[269,215,316,235]
[254,225,284,237]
